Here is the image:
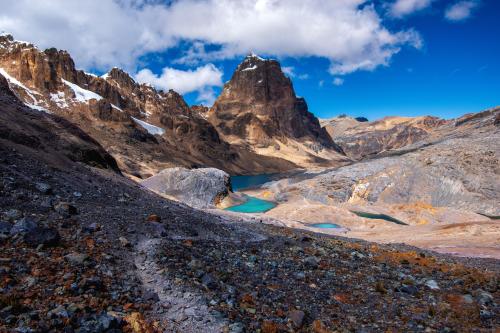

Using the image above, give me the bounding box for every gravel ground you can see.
[0,142,498,332]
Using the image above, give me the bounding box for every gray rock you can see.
[65,252,89,265]
[476,290,493,305]
[228,322,244,333]
[141,167,231,209]
[143,290,159,301]
[10,217,37,235]
[425,279,440,290]
[24,227,60,247]
[54,202,78,217]
[0,221,12,234]
[288,309,305,328]
[201,273,217,290]
[35,182,52,194]
[303,256,319,269]
[2,209,22,221]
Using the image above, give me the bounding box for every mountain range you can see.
[0,34,348,179]
[1,34,499,332]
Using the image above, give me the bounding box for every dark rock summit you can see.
[210,54,342,153]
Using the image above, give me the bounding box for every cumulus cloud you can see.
[445,1,479,21]
[281,66,309,79]
[0,0,422,77]
[389,0,434,18]
[333,78,345,86]
[135,64,223,105]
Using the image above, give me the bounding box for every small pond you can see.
[309,223,341,229]
[351,211,408,226]
[224,195,276,213]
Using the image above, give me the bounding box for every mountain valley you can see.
[0,33,498,332]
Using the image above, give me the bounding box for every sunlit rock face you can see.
[321,115,447,160]
[1,34,299,177]
[209,54,342,152]
[141,167,232,209]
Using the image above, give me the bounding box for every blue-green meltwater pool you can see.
[224,195,276,213]
[309,223,341,229]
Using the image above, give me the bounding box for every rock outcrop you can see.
[0,35,297,176]
[255,107,500,257]
[141,167,232,208]
[0,73,119,172]
[321,115,447,159]
[208,54,346,167]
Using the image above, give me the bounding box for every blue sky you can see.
[1,0,498,120]
[178,0,499,120]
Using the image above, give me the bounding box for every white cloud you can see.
[333,78,345,86]
[445,1,479,21]
[0,0,422,77]
[282,66,295,77]
[389,0,434,18]
[135,64,223,105]
[318,80,325,88]
[282,66,309,79]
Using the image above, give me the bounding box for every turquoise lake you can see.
[224,195,276,213]
[309,223,341,229]
[231,174,277,191]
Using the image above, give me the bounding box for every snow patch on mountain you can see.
[132,117,165,136]
[24,103,49,113]
[241,65,257,72]
[50,91,69,108]
[62,79,103,103]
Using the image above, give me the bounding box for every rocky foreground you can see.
[1,106,499,332]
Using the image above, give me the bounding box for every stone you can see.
[201,274,217,290]
[288,310,305,328]
[65,252,89,265]
[10,217,37,235]
[143,290,159,302]
[2,209,22,221]
[146,214,161,222]
[119,237,130,247]
[261,320,278,333]
[24,227,60,247]
[54,202,78,217]
[304,256,319,269]
[35,182,52,194]
[83,223,99,233]
[425,280,440,290]
[400,285,419,295]
[0,221,12,234]
[228,322,244,333]
[47,305,68,318]
[476,290,493,305]
[141,167,232,209]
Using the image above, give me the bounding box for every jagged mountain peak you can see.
[0,33,36,49]
[209,55,343,158]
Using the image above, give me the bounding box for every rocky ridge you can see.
[0,34,298,177]
[209,54,347,168]
[250,107,500,258]
[321,115,447,159]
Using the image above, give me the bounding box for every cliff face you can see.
[210,55,342,153]
[0,74,119,172]
[0,35,298,176]
[321,115,447,159]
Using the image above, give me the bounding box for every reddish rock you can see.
[210,54,342,152]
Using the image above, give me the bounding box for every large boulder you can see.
[141,167,232,209]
